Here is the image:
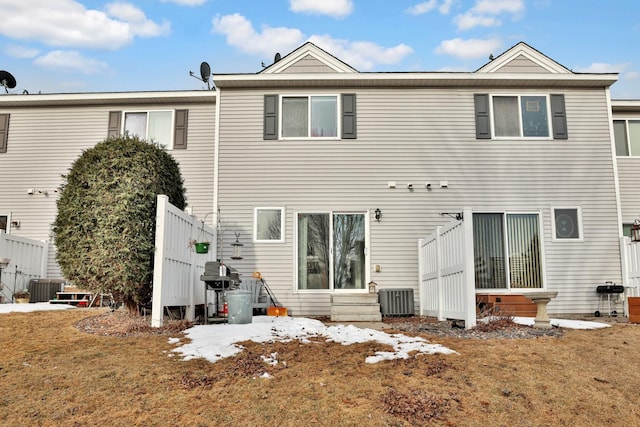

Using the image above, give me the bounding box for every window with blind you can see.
[473,213,543,289]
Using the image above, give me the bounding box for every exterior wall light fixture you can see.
[374,208,382,222]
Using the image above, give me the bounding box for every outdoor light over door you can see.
[368,281,377,293]
[230,232,244,260]
[632,220,640,242]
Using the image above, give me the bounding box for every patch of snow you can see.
[512,317,611,330]
[0,303,75,314]
[172,316,457,364]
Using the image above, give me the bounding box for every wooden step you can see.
[476,294,538,317]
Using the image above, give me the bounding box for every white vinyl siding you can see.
[217,87,620,316]
[0,98,215,279]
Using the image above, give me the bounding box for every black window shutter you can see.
[107,111,121,138]
[174,109,188,149]
[474,94,491,139]
[551,94,568,140]
[0,114,9,153]
[264,95,278,140]
[342,93,357,139]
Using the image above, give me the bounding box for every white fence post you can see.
[435,226,444,321]
[151,195,169,327]
[462,208,476,329]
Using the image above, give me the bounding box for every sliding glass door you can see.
[297,212,366,291]
[473,213,543,290]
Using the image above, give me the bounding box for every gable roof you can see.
[476,42,572,74]
[212,41,617,90]
[260,42,357,74]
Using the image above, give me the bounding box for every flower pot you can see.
[194,242,210,254]
[15,297,30,304]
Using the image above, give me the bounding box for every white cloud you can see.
[472,0,524,15]
[289,0,353,18]
[454,13,500,30]
[407,0,438,15]
[435,38,502,60]
[3,44,39,59]
[0,0,169,50]
[574,62,631,74]
[439,0,456,14]
[212,14,305,57]
[407,0,456,16]
[454,0,524,30]
[33,50,109,74]
[212,14,413,71]
[308,35,413,70]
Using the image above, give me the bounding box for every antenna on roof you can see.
[0,70,17,94]
[189,61,213,90]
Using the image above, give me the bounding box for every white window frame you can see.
[122,110,175,149]
[551,206,584,242]
[473,210,546,292]
[490,94,553,140]
[294,210,370,293]
[279,94,340,140]
[254,207,285,243]
[613,118,640,157]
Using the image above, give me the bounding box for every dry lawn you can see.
[1,308,640,426]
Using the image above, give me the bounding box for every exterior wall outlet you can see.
[375,264,381,272]
[387,181,396,189]
[27,188,34,195]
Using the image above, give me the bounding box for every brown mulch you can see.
[74,309,193,337]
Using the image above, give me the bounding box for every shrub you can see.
[53,135,185,313]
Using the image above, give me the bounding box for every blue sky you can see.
[1,0,639,98]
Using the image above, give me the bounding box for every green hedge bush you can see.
[53,136,186,312]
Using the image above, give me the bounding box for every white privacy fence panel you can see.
[151,195,216,327]
[0,231,48,300]
[418,208,475,329]
[621,237,640,302]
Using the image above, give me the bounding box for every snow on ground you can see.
[172,316,458,364]
[0,302,75,314]
[513,316,611,330]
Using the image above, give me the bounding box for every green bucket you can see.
[194,242,209,254]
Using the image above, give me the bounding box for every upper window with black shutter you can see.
[0,113,9,153]
[474,93,567,140]
[107,109,188,149]
[263,93,357,140]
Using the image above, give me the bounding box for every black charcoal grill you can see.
[595,281,625,317]
[200,261,239,324]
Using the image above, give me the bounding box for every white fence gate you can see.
[151,195,216,327]
[0,231,48,301]
[621,237,640,315]
[418,208,476,329]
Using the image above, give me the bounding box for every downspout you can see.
[605,88,623,238]
[212,89,221,260]
[605,87,625,286]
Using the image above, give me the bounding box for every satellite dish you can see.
[274,52,281,63]
[200,62,211,83]
[0,70,17,93]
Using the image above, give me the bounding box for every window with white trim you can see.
[613,119,640,156]
[254,207,285,242]
[473,212,543,289]
[493,95,550,138]
[124,110,173,147]
[552,207,583,240]
[282,95,338,138]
